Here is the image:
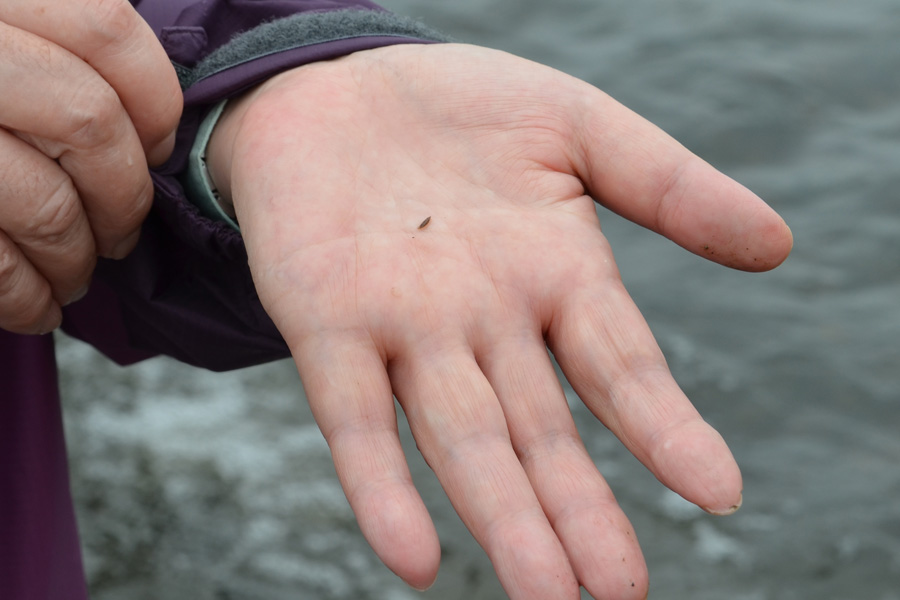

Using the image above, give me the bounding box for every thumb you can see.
[565,86,792,271]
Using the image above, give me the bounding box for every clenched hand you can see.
[0,0,181,333]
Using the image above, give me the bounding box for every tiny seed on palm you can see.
[418,216,432,229]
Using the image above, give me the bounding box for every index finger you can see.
[0,0,182,165]
[547,268,744,515]
[565,83,792,271]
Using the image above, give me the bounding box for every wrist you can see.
[204,76,276,219]
[202,57,352,220]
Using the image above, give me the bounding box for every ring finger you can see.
[478,327,649,599]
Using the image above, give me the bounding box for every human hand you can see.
[0,0,181,334]
[207,43,792,599]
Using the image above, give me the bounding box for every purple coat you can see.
[0,2,440,597]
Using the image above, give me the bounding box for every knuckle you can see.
[0,245,21,292]
[513,429,579,466]
[84,0,142,45]
[6,31,52,72]
[652,158,693,234]
[63,82,123,150]
[21,178,85,249]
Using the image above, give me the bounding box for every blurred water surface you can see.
[58,0,900,598]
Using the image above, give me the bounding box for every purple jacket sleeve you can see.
[0,331,88,600]
[61,0,447,371]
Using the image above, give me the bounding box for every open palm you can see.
[208,43,792,599]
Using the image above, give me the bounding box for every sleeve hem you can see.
[176,9,453,92]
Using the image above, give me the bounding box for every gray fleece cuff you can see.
[177,8,452,90]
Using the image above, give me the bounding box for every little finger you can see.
[0,229,60,334]
[292,330,440,591]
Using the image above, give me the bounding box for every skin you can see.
[206,43,792,599]
[0,0,181,334]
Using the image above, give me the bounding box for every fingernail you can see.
[109,230,141,260]
[64,283,91,306]
[704,492,743,516]
[36,305,63,335]
[147,130,177,167]
[404,572,438,593]
[408,580,436,593]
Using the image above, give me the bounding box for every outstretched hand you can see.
[207,43,792,599]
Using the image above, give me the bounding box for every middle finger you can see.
[391,347,580,600]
